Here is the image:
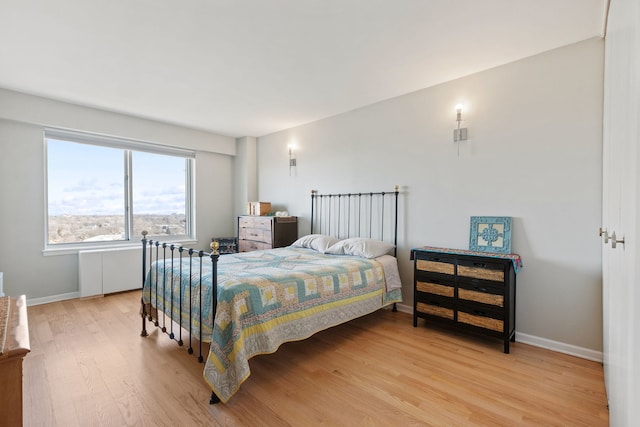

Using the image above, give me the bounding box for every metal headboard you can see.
[310,186,400,256]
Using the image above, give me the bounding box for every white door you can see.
[602,0,639,424]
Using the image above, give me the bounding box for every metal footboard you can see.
[140,231,221,403]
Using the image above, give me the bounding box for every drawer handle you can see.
[473,262,487,268]
[474,286,488,293]
[428,300,441,306]
[473,309,487,316]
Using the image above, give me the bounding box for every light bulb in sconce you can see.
[455,104,463,122]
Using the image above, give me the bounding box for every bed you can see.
[140,187,402,403]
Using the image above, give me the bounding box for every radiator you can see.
[79,248,142,297]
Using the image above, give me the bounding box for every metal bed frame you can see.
[140,186,400,404]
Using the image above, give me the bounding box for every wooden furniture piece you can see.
[412,247,521,353]
[0,295,30,427]
[237,215,298,252]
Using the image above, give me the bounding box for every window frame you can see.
[43,128,196,253]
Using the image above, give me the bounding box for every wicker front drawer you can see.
[458,312,504,332]
[416,259,454,275]
[416,302,454,320]
[416,281,454,298]
[457,265,504,282]
[458,288,504,307]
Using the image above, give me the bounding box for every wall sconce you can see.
[453,104,468,142]
[288,144,297,176]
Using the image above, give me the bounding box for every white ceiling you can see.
[0,0,606,138]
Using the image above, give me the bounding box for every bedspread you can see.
[143,247,402,402]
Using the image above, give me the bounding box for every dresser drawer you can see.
[457,259,505,282]
[458,283,504,307]
[415,258,455,276]
[416,302,454,320]
[416,280,454,298]
[457,311,504,333]
[239,227,271,244]
[238,216,272,230]
[238,240,272,252]
[458,301,504,330]
[416,293,454,319]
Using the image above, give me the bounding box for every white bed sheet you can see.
[375,254,402,291]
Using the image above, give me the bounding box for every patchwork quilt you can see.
[142,247,402,402]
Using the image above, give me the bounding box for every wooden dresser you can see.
[411,247,521,353]
[237,216,298,252]
[0,295,30,427]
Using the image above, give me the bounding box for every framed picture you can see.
[469,216,512,254]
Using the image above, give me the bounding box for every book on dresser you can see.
[237,215,298,252]
[411,247,523,353]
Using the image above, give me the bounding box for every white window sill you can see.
[42,239,198,256]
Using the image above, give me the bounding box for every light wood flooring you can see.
[23,291,608,426]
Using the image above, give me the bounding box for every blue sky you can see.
[47,139,187,216]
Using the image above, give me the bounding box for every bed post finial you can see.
[142,230,148,239]
[394,185,399,193]
[210,240,220,255]
[311,190,318,234]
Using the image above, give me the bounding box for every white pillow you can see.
[325,238,395,259]
[290,234,340,253]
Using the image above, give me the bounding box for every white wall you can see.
[0,89,236,302]
[233,136,258,218]
[257,38,604,354]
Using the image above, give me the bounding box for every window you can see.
[45,128,195,248]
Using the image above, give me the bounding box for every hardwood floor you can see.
[23,291,608,426]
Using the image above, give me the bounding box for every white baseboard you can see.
[27,291,80,307]
[515,332,603,363]
[394,303,602,362]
